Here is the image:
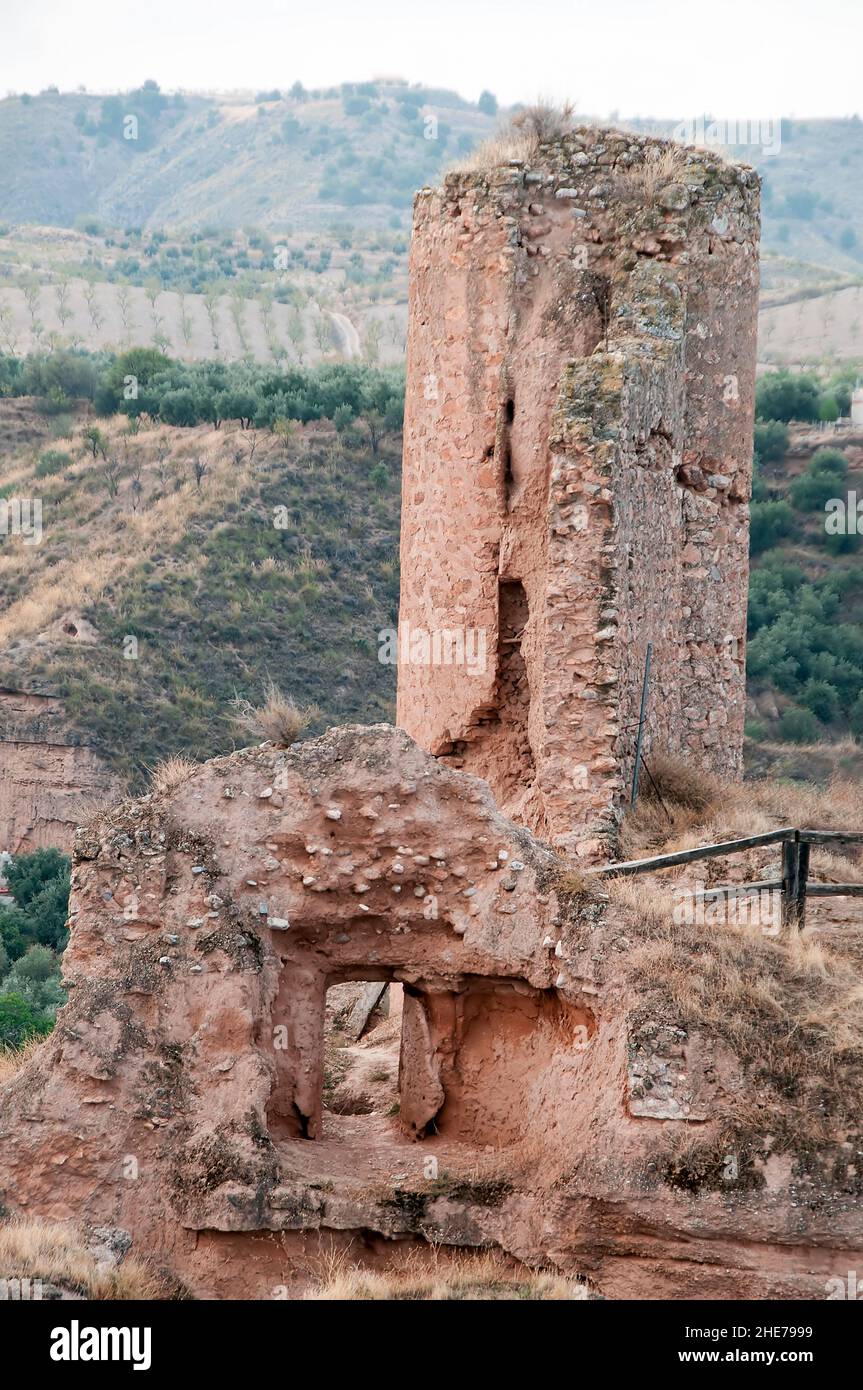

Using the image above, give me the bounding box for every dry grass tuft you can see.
[148,754,198,797]
[642,751,720,814]
[231,681,319,747]
[0,1216,163,1299]
[618,750,722,859]
[623,142,689,199]
[604,873,675,924]
[303,1247,588,1301]
[510,101,577,145]
[617,750,863,868]
[449,102,576,175]
[0,1035,47,1086]
[556,867,593,898]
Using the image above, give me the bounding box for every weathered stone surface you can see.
[398,126,759,855]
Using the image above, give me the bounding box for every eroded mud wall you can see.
[398,128,760,853]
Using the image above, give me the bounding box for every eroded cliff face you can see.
[398,127,759,856]
[0,688,117,853]
[0,726,859,1300]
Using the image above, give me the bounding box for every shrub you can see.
[799,678,841,723]
[789,470,846,512]
[149,755,198,796]
[12,944,57,984]
[640,751,719,814]
[158,387,200,427]
[823,528,862,554]
[20,351,100,402]
[750,500,796,552]
[777,706,819,743]
[1,850,71,963]
[809,447,849,478]
[0,993,51,1048]
[756,371,820,423]
[35,450,72,478]
[5,848,67,908]
[753,420,788,462]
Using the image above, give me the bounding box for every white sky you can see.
[1,0,860,118]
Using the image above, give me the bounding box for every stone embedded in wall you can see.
[398,127,760,855]
[627,1021,707,1121]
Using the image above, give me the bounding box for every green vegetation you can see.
[0,850,70,1047]
[0,346,404,438]
[747,371,863,742]
[756,370,821,423]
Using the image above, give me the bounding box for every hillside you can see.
[0,82,497,233]
[2,355,863,790]
[2,87,863,298]
[746,399,863,755]
[0,395,400,785]
[759,282,863,368]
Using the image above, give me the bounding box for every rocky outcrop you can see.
[398,127,760,856]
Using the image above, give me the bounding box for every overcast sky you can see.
[2,0,860,118]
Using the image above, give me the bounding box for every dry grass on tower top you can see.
[447,102,577,174]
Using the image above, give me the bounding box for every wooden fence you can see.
[590,827,863,929]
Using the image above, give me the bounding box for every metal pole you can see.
[631,642,653,808]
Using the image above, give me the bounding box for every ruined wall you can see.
[0,688,117,853]
[0,729,574,1240]
[398,128,760,855]
[1,724,858,1301]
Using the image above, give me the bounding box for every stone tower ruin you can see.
[397,127,760,856]
[2,134,858,1303]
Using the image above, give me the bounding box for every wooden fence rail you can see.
[590,828,863,930]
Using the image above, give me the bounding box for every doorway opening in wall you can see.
[323,978,403,1122]
[275,967,596,1196]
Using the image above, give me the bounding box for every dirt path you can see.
[328,309,361,357]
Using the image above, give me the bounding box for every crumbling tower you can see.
[397,126,760,855]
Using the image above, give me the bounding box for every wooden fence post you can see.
[781,838,799,931]
[794,841,811,931]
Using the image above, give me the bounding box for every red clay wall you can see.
[0,689,117,852]
[398,128,760,855]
